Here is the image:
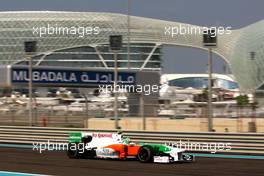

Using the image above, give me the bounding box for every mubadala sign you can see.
[11,66,136,87]
[0,65,159,88]
[13,70,77,83]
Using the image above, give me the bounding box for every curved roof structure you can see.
[0,11,263,92]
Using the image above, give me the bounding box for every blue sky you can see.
[0,0,263,73]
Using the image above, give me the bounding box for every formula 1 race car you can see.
[67,132,194,163]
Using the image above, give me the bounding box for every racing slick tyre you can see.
[182,153,195,162]
[67,142,82,159]
[137,146,154,163]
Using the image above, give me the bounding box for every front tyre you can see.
[137,146,154,163]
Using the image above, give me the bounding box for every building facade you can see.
[0,11,263,92]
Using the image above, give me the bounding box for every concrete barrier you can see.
[0,126,263,155]
[85,118,264,132]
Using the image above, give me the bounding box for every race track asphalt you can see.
[0,147,263,176]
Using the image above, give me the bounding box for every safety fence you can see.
[0,104,263,128]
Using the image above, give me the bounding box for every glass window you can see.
[168,77,209,89]
[169,77,239,90]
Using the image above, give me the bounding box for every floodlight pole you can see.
[28,55,33,126]
[140,94,146,130]
[250,51,257,132]
[114,51,119,129]
[127,0,131,69]
[83,94,89,128]
[203,30,216,132]
[109,35,122,129]
[208,48,213,132]
[25,41,36,126]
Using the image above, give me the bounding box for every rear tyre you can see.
[67,143,82,159]
[137,146,154,163]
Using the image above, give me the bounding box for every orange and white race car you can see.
[67,132,194,163]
